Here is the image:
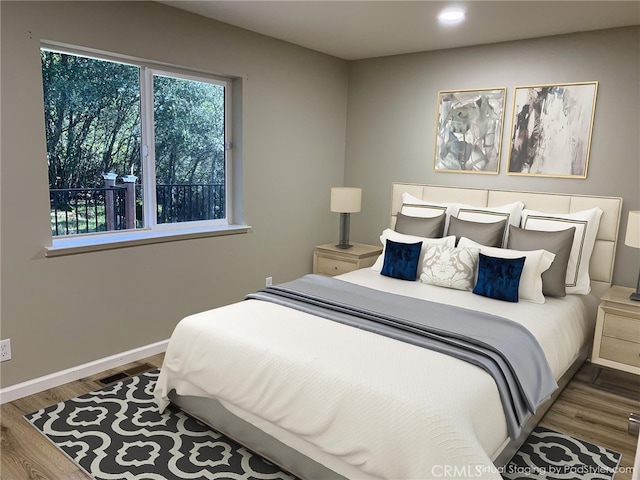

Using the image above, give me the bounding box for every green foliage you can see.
[154,75,226,185]
[42,50,141,189]
[42,50,226,190]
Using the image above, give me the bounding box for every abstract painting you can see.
[507,82,598,178]
[434,87,506,174]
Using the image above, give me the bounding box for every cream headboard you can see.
[390,183,623,298]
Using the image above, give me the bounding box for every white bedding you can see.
[154,268,597,480]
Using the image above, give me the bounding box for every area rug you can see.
[25,370,296,480]
[25,370,622,480]
[503,426,622,480]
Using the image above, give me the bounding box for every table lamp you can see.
[330,187,361,249]
[625,210,640,301]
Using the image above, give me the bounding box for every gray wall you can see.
[345,27,640,288]
[0,1,348,387]
[1,2,638,390]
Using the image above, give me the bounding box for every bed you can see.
[154,183,623,480]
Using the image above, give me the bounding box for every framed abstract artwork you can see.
[433,87,506,174]
[507,81,598,178]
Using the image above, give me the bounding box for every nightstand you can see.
[313,243,382,277]
[591,285,640,376]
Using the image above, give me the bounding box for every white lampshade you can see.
[330,187,361,213]
[625,211,640,248]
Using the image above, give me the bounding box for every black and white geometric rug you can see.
[25,370,622,480]
[25,370,297,480]
[503,426,622,480]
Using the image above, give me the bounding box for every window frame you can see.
[41,42,247,257]
[142,67,232,231]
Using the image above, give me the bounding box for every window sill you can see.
[44,224,252,257]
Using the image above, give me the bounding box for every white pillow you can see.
[458,237,555,304]
[520,207,603,295]
[371,229,456,277]
[420,244,480,291]
[401,192,457,218]
[453,201,525,245]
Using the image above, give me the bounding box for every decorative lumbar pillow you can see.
[381,239,422,281]
[458,237,555,304]
[395,211,446,238]
[507,225,576,297]
[473,253,526,303]
[520,207,603,295]
[420,244,480,291]
[371,229,456,277]
[447,216,507,248]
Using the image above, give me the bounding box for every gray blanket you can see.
[245,274,557,440]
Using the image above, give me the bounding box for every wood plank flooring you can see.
[1,356,638,480]
[539,365,639,480]
[1,354,165,480]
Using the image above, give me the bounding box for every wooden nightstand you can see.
[313,243,382,277]
[591,285,640,376]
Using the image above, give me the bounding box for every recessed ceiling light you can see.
[438,8,466,24]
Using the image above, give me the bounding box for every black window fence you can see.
[50,183,225,236]
[155,184,225,224]
[50,187,127,236]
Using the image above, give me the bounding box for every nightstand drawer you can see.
[603,313,640,343]
[592,286,640,376]
[600,336,640,368]
[313,243,382,277]
[316,256,357,276]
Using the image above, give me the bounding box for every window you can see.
[41,46,243,254]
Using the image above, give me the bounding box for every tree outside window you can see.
[42,48,230,237]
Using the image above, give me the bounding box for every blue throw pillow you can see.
[473,253,525,302]
[381,239,422,281]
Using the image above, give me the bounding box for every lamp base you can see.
[336,213,352,250]
[632,269,640,301]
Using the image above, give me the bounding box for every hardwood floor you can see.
[1,354,165,480]
[539,365,639,480]
[1,356,638,480]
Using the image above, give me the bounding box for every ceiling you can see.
[158,1,640,60]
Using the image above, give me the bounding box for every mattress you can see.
[154,268,597,480]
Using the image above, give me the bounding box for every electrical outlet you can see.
[265,276,273,287]
[0,339,12,362]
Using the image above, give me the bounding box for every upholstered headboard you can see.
[390,183,623,298]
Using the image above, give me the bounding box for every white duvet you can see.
[154,268,597,480]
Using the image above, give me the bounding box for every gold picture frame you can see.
[507,81,598,179]
[433,87,506,174]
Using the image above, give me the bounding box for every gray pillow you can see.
[447,216,507,248]
[394,212,445,238]
[507,225,576,297]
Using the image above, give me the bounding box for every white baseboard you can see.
[0,339,169,404]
